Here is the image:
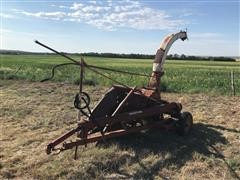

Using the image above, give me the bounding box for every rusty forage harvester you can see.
[35,30,192,158]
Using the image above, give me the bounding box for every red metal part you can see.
[46,85,183,154]
[62,120,171,151]
[44,31,192,156]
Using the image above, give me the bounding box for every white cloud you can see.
[175,9,194,18]
[81,5,111,13]
[182,12,193,17]
[59,5,68,9]
[68,10,100,20]
[0,13,16,19]
[70,2,84,10]
[15,0,188,31]
[20,11,66,20]
[89,1,97,4]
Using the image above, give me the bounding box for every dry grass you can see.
[0,80,240,179]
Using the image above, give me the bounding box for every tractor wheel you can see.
[176,111,193,136]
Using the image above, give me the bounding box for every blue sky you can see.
[1,0,239,56]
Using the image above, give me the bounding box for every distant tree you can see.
[0,50,236,62]
[180,54,186,59]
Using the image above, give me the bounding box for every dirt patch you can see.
[1,80,239,179]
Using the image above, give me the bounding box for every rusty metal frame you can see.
[46,90,182,154]
[35,31,191,157]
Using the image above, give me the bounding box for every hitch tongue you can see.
[46,127,79,154]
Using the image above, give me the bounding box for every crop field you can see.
[1,54,240,95]
[0,54,240,179]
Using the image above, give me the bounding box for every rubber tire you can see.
[176,111,193,136]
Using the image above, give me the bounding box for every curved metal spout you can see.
[148,31,188,96]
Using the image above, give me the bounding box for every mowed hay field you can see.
[0,55,240,179]
[1,80,240,179]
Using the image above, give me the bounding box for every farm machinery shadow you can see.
[94,123,235,179]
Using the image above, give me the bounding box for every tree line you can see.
[0,49,236,61]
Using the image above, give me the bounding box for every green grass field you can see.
[1,54,239,95]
